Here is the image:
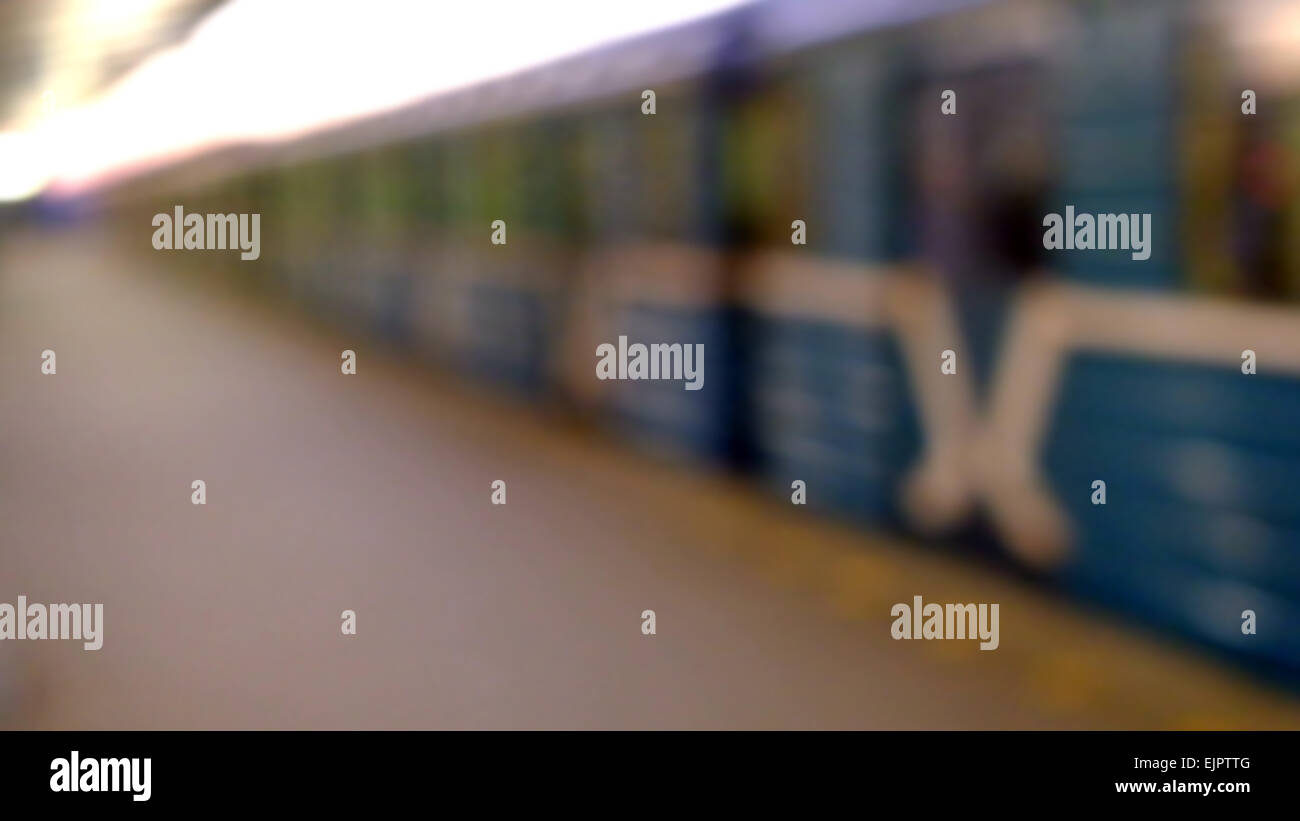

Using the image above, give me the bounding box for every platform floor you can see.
[2,226,1298,729]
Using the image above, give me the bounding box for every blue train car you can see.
[741,256,925,525]
[565,35,748,463]
[987,283,1300,682]
[736,16,933,526]
[1051,355,1300,679]
[1048,0,1182,290]
[999,1,1300,682]
[574,243,739,463]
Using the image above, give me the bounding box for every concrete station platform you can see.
[2,227,1298,729]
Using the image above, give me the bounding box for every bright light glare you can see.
[0,132,53,202]
[6,0,749,200]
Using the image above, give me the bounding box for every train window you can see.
[517,118,577,239]
[404,141,445,229]
[443,135,483,235]
[723,69,811,250]
[577,106,641,242]
[639,89,702,243]
[1228,111,1297,299]
[912,60,1052,285]
[1182,7,1300,303]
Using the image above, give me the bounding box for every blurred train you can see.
[76,0,1300,685]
